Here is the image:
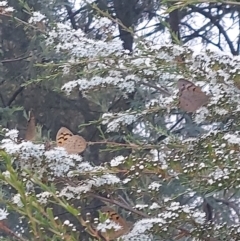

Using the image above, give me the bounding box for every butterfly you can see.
[98,206,133,241]
[56,127,87,154]
[177,78,210,113]
[25,109,36,141]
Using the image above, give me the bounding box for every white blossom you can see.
[28,12,46,23]
[223,133,240,144]
[97,219,122,232]
[36,192,52,204]
[0,1,7,6]
[0,209,8,221]
[148,182,162,191]
[110,155,125,167]
[12,194,24,207]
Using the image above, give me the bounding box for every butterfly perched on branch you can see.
[56,127,87,154]
[177,79,210,113]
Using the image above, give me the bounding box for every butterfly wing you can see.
[63,135,87,154]
[178,79,210,112]
[56,127,73,147]
[25,109,36,141]
[100,207,132,240]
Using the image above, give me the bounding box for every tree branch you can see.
[190,5,237,55]
[7,86,25,107]
[1,55,30,64]
[182,22,224,50]
[64,0,78,30]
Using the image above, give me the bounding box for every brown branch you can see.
[0,221,27,241]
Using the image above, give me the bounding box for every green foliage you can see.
[0,0,240,241]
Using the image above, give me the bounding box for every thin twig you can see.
[1,55,31,64]
[89,193,214,240]
[7,86,25,107]
[139,81,171,96]
[87,140,170,150]
[88,193,150,218]
[0,12,47,34]
[190,5,237,55]
[156,115,185,142]
[215,198,240,217]
[0,221,27,241]
[0,92,6,107]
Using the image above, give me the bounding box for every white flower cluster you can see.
[36,14,240,140]
[0,0,14,12]
[102,112,139,132]
[60,47,240,138]
[46,23,123,59]
[124,201,206,240]
[0,1,7,6]
[0,130,121,201]
[41,22,240,140]
[0,208,8,221]
[28,11,46,23]
[97,219,122,232]
[223,133,240,144]
[110,155,126,167]
[62,75,136,95]
[60,173,120,200]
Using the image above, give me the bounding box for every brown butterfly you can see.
[98,206,133,241]
[56,127,87,154]
[25,109,36,141]
[177,78,210,113]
